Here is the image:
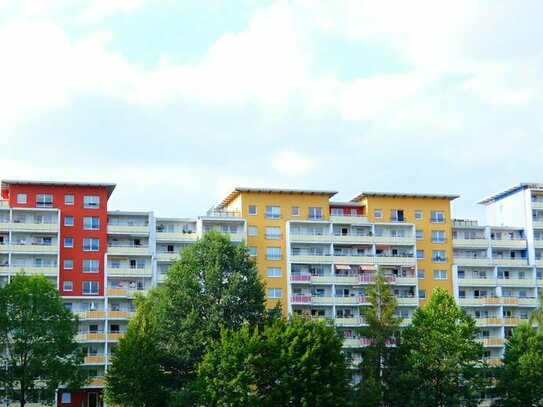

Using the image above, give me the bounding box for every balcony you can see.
[491,239,526,249]
[156,251,179,261]
[484,357,502,366]
[84,355,107,365]
[475,317,503,326]
[85,377,105,388]
[375,255,416,267]
[458,297,501,306]
[332,234,372,244]
[396,296,418,306]
[479,337,505,347]
[532,200,543,209]
[107,223,149,235]
[106,288,148,297]
[107,244,151,256]
[497,278,536,287]
[335,317,365,326]
[374,235,415,245]
[533,220,543,229]
[107,267,152,277]
[11,222,59,232]
[13,266,58,275]
[453,256,492,266]
[290,254,332,264]
[329,214,368,224]
[290,274,312,283]
[156,231,198,242]
[107,331,125,341]
[452,238,489,249]
[536,259,543,267]
[395,275,417,285]
[75,310,106,320]
[534,240,543,249]
[76,332,107,342]
[457,278,497,287]
[10,243,58,253]
[291,233,331,243]
[343,338,373,347]
[107,310,136,319]
[503,317,521,325]
[290,295,312,304]
[333,255,374,265]
[492,258,528,266]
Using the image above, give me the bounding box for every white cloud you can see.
[271,150,315,176]
[79,0,149,20]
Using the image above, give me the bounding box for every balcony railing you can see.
[108,223,149,234]
[107,244,150,256]
[107,267,152,276]
[452,238,489,248]
[9,243,58,253]
[329,214,368,223]
[10,221,59,232]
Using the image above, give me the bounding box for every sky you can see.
[0,0,542,221]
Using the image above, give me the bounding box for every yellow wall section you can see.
[360,195,454,305]
[224,191,331,310]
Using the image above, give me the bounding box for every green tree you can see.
[0,274,85,407]
[197,315,351,407]
[493,324,543,406]
[529,290,543,333]
[105,290,169,407]
[355,268,402,407]
[391,288,488,407]
[106,231,266,405]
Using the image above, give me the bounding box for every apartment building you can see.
[0,180,541,406]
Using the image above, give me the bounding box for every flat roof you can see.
[351,191,459,201]
[1,180,116,198]
[477,183,543,205]
[217,187,337,209]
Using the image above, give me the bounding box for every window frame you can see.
[63,280,73,292]
[83,259,100,273]
[64,216,74,227]
[64,195,74,205]
[83,238,99,252]
[267,288,283,298]
[266,267,282,278]
[36,194,53,208]
[16,193,27,204]
[248,205,257,215]
[63,259,73,270]
[83,195,100,209]
[83,216,100,230]
[64,237,74,248]
[82,281,99,295]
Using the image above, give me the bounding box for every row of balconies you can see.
[75,331,125,342]
[474,317,529,326]
[457,277,538,287]
[458,297,538,306]
[454,257,535,267]
[290,295,418,306]
[290,234,414,245]
[0,221,59,232]
[73,310,136,320]
[290,253,416,266]
[290,274,417,285]
[453,238,527,249]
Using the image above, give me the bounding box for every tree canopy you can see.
[197,315,351,407]
[106,231,266,406]
[0,274,85,407]
[390,288,488,407]
[355,268,401,407]
[493,323,543,406]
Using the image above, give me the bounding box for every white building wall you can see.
[484,189,528,227]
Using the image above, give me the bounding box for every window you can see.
[431,210,445,223]
[267,267,282,277]
[417,269,426,279]
[64,237,74,248]
[64,195,74,205]
[60,393,71,403]
[418,289,426,299]
[267,288,283,298]
[518,271,525,279]
[16,193,27,204]
[63,281,73,291]
[36,194,53,207]
[83,238,99,251]
[83,217,100,230]
[308,207,323,220]
[390,209,404,222]
[432,250,446,262]
[249,247,257,256]
[248,205,257,215]
[63,259,73,270]
[266,247,282,260]
[291,206,300,216]
[374,209,382,219]
[414,210,423,220]
[83,281,99,295]
[83,260,99,273]
[265,206,281,219]
[64,216,74,226]
[248,226,258,236]
[417,250,424,259]
[431,230,446,243]
[266,226,281,239]
[83,195,100,209]
[433,270,447,279]
[331,208,344,215]
[416,230,423,240]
